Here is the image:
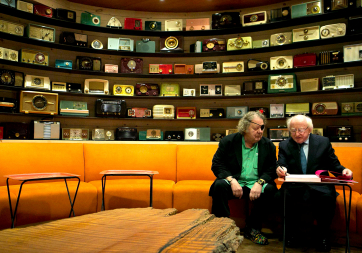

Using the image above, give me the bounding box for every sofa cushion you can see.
[0,143,85,186]
[84,144,177,182]
[89,179,174,212]
[357,194,362,234]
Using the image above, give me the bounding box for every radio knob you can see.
[339,137,342,140]
[345,138,348,140]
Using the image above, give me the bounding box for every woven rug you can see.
[0,208,243,252]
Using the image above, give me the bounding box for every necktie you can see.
[300,143,307,174]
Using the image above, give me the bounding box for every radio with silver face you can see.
[226,106,248,118]
[62,128,89,141]
[270,32,292,46]
[222,61,244,73]
[24,75,50,90]
[184,128,210,141]
[322,74,354,90]
[84,79,109,94]
[343,43,362,62]
[0,47,18,62]
[320,23,346,39]
[292,26,320,42]
[270,56,293,70]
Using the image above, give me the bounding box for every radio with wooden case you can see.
[60,32,87,47]
[327,126,354,142]
[33,121,60,140]
[243,80,267,94]
[160,36,184,53]
[84,79,109,94]
[20,90,58,115]
[312,102,338,115]
[341,102,362,115]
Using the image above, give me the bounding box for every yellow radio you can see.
[285,103,309,116]
[20,90,58,115]
[0,19,25,36]
[20,49,49,66]
[292,26,320,42]
[222,61,244,73]
[227,37,252,50]
[0,47,18,62]
[26,24,55,42]
[113,84,134,96]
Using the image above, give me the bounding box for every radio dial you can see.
[125,87,132,94]
[250,14,258,22]
[32,95,47,110]
[321,29,330,37]
[276,34,286,44]
[92,16,100,25]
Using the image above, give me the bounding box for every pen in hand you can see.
[276,161,290,176]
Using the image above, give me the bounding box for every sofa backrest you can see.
[0,143,85,186]
[83,143,177,182]
[176,144,218,181]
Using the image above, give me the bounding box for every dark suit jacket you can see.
[278,133,345,196]
[209,133,277,196]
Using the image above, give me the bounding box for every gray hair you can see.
[237,111,266,135]
[286,115,313,130]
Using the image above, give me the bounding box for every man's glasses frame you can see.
[290,127,308,133]
[246,119,265,131]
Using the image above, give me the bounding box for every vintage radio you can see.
[174,64,194,74]
[62,128,89,141]
[108,38,134,51]
[270,104,285,118]
[34,4,53,18]
[212,12,240,29]
[0,19,24,36]
[341,102,362,115]
[213,133,224,142]
[285,103,310,116]
[104,64,118,73]
[76,56,101,71]
[0,97,17,113]
[226,129,239,136]
[200,84,222,96]
[327,126,354,142]
[124,18,142,30]
[322,74,354,90]
[145,21,161,31]
[176,107,196,119]
[253,39,269,48]
[90,39,103,49]
[51,82,66,92]
[67,83,82,93]
[59,100,89,117]
[227,37,252,51]
[313,128,324,136]
[136,39,156,53]
[153,105,175,119]
[225,85,241,96]
[115,127,137,141]
[20,49,48,65]
[135,83,159,96]
[247,59,269,71]
[268,74,297,93]
[183,89,196,96]
[349,15,362,34]
[312,102,338,115]
[226,106,248,118]
[186,18,210,31]
[1,0,15,7]
[160,83,180,96]
[292,26,320,42]
[0,122,29,139]
[84,79,109,94]
[320,23,346,39]
[96,99,127,117]
[184,128,210,141]
[202,38,226,52]
[242,11,267,26]
[24,75,50,90]
[269,127,290,142]
[17,0,33,13]
[113,84,134,96]
[324,0,354,12]
[20,90,58,115]
[54,8,76,22]
[319,51,343,64]
[165,19,183,31]
[249,107,269,117]
[107,17,122,28]
[195,63,220,74]
[0,47,18,62]
[33,121,60,140]
[55,59,72,70]
[300,78,319,92]
[139,129,163,141]
[120,58,143,73]
[92,129,105,141]
[293,53,317,68]
[243,80,267,95]
[270,56,293,70]
[165,131,184,141]
[222,61,244,73]
[81,12,101,26]
[149,64,173,74]
[0,69,24,87]
[270,7,291,22]
[200,108,225,118]
[291,0,322,19]
[60,32,88,47]
[127,107,152,118]
[160,36,184,53]
[343,43,362,62]
[270,32,292,46]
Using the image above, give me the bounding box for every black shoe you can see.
[316,237,331,252]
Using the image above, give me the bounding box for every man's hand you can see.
[250,182,262,201]
[230,179,243,199]
[342,168,353,179]
[276,166,289,178]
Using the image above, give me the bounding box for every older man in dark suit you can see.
[276,115,353,252]
[209,111,277,245]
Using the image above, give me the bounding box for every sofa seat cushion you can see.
[173,180,213,213]
[357,194,362,234]
[7,181,97,227]
[88,179,174,211]
[0,187,16,230]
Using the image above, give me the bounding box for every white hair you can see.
[286,115,313,130]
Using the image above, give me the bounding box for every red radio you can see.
[0,126,3,139]
[124,18,142,30]
[176,107,197,119]
[149,64,173,74]
[34,4,53,18]
[293,53,317,68]
[120,58,143,74]
[127,108,152,118]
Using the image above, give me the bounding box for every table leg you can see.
[148,175,154,207]
[283,188,287,253]
[101,175,106,211]
[343,185,352,253]
[65,178,80,217]
[7,180,26,228]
